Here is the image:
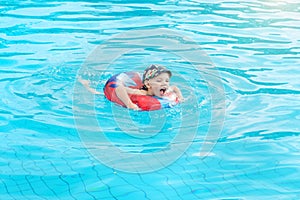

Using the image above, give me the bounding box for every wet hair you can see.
[141,64,172,91]
[142,64,172,82]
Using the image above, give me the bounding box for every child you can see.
[80,64,184,110]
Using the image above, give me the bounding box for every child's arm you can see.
[78,78,100,94]
[171,86,184,102]
[115,85,143,110]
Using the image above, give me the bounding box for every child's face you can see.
[146,72,170,97]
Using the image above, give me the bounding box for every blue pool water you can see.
[1,0,300,199]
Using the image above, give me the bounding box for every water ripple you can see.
[1,0,300,199]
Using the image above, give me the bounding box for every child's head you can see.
[142,64,172,97]
[142,64,172,83]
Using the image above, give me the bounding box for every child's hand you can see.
[171,86,184,103]
[79,78,100,94]
[128,103,140,110]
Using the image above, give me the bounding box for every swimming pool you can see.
[1,0,300,199]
